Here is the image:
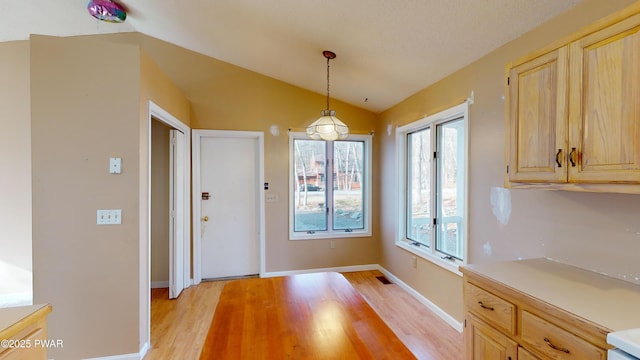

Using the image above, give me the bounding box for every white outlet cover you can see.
[110,157,122,174]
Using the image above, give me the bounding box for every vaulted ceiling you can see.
[1,0,582,112]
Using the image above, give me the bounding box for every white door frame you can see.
[192,130,265,284]
[144,101,191,346]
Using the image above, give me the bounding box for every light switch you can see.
[97,209,122,225]
[110,157,122,174]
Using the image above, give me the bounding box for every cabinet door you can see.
[569,13,640,183]
[518,346,541,360]
[466,314,517,360]
[507,47,569,183]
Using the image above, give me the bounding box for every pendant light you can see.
[306,50,349,141]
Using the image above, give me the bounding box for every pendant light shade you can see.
[306,51,349,141]
[306,110,349,141]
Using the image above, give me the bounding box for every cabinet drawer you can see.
[0,327,47,360]
[465,282,516,335]
[520,310,605,360]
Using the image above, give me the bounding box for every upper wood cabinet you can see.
[505,4,640,193]
[507,47,568,183]
[569,13,640,183]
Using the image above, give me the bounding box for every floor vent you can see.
[376,276,392,285]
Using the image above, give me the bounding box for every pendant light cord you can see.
[326,56,331,111]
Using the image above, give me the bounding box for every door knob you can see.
[202,216,209,222]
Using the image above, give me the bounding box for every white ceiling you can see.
[0,0,582,112]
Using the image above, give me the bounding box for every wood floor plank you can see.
[342,270,463,360]
[145,280,230,360]
[144,270,463,360]
[200,272,415,359]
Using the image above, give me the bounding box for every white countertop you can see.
[462,258,640,332]
[0,304,50,336]
[0,304,44,330]
[608,328,640,358]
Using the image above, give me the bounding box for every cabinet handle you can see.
[569,147,577,167]
[544,337,570,354]
[478,301,494,311]
[555,149,562,167]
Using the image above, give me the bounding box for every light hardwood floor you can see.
[144,270,463,359]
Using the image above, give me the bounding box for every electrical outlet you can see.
[109,157,122,174]
[266,194,278,202]
[411,256,417,268]
[330,240,335,249]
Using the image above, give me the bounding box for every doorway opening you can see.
[144,101,191,352]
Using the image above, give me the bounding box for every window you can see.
[397,102,468,272]
[289,133,372,240]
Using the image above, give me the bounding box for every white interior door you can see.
[169,129,185,298]
[198,132,261,279]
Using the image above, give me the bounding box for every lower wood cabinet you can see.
[520,310,605,359]
[0,304,52,360]
[466,313,517,360]
[462,265,609,360]
[518,347,541,360]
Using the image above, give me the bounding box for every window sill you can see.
[290,230,372,241]
[395,241,463,276]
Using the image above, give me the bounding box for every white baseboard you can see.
[261,264,379,278]
[82,342,149,360]
[377,266,464,333]
[150,281,169,289]
[139,342,150,359]
[82,352,140,360]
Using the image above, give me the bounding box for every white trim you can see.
[288,132,373,240]
[144,101,191,358]
[151,281,169,289]
[140,342,150,359]
[378,266,464,333]
[395,100,469,274]
[149,101,192,292]
[83,354,140,360]
[261,264,379,278]
[83,341,149,360]
[192,130,266,283]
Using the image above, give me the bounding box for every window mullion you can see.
[430,125,438,252]
[326,141,334,231]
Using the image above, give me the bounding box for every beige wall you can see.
[151,120,170,283]
[12,2,640,357]
[138,48,192,350]
[0,41,32,300]
[30,35,141,359]
[378,0,640,322]
[29,35,191,359]
[190,68,381,272]
[111,33,381,272]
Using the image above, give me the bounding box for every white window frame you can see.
[396,102,469,275]
[289,132,372,240]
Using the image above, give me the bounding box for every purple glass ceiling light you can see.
[87,0,126,23]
